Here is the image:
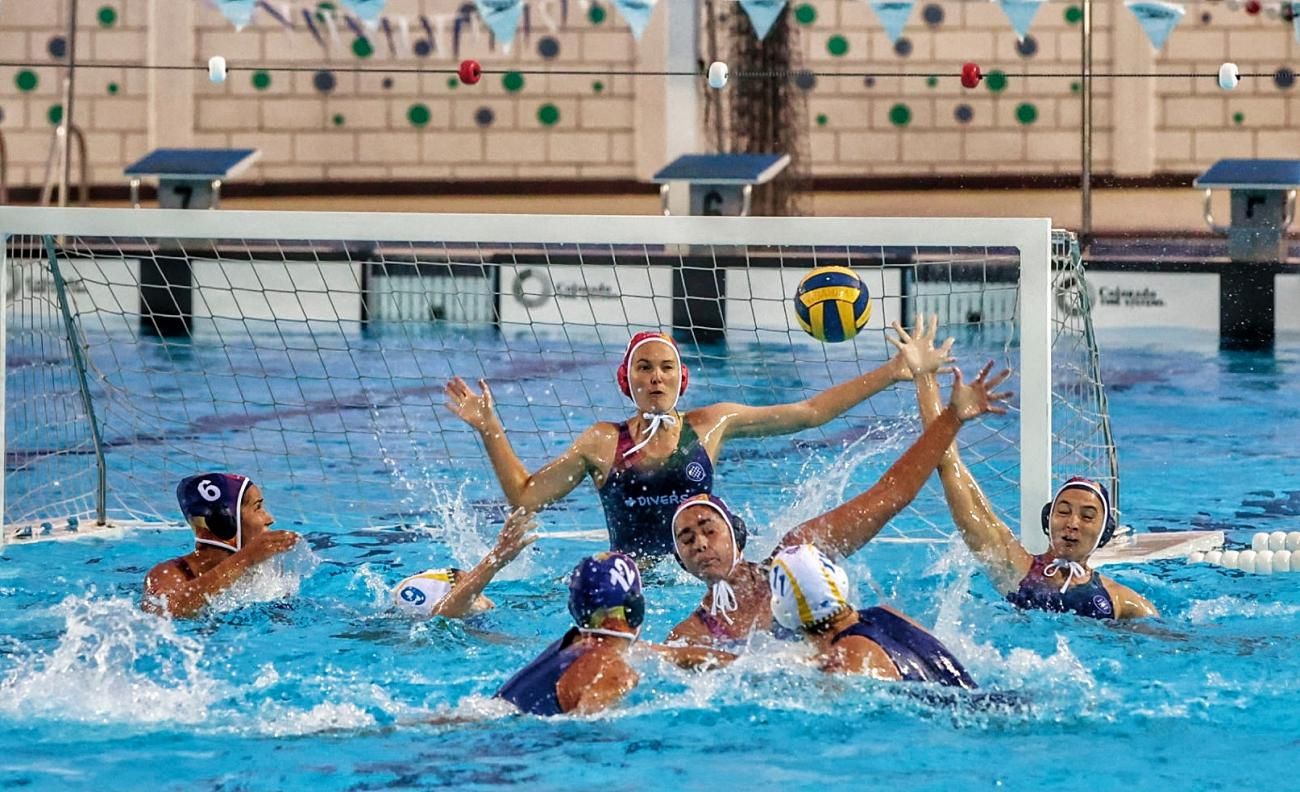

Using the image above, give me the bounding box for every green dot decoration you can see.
[827,34,849,57]
[926,76,938,88]
[1233,112,1245,125]
[592,80,605,93]
[1016,103,1038,125]
[537,103,560,126]
[48,104,63,125]
[16,70,38,92]
[447,76,459,89]
[1071,81,1081,93]
[252,70,271,90]
[986,70,1008,93]
[107,82,119,95]
[352,37,374,59]
[889,103,911,127]
[1065,5,1083,24]
[407,103,431,127]
[795,3,817,25]
[503,71,525,93]
[315,1,336,23]
[588,2,606,24]
[816,113,829,127]
[97,5,117,27]
[332,113,345,126]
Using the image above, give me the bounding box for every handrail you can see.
[39,124,89,207]
[0,130,8,204]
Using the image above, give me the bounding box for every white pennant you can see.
[997,0,1045,42]
[614,0,659,40]
[869,0,914,44]
[212,0,257,30]
[474,0,524,48]
[1124,1,1185,51]
[341,0,387,26]
[739,0,788,40]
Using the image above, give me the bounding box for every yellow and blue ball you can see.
[793,266,872,343]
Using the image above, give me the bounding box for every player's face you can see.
[240,484,275,540]
[673,505,736,583]
[1049,488,1105,561]
[628,343,681,413]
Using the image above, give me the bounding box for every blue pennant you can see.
[341,0,386,25]
[1125,1,1184,51]
[739,0,788,41]
[1293,2,1300,45]
[997,0,1045,42]
[613,0,658,40]
[213,0,257,30]
[474,0,524,48]
[869,0,914,44]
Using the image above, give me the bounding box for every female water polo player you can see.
[902,316,1157,620]
[769,544,976,687]
[446,330,920,560]
[143,473,300,618]
[666,329,1011,647]
[390,507,538,619]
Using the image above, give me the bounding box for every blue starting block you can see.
[652,153,790,217]
[1195,159,1300,350]
[125,147,259,210]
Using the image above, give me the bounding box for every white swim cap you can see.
[769,544,854,632]
[392,568,458,617]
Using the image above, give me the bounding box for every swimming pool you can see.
[2,327,1299,790]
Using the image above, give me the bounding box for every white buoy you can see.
[1188,551,1207,564]
[208,55,228,84]
[1286,532,1300,552]
[1205,550,1224,565]
[1255,549,1274,574]
[707,61,729,89]
[1273,550,1292,574]
[1238,549,1258,573]
[1252,532,1270,551]
[1220,549,1241,569]
[1218,62,1240,91]
[1269,531,1288,551]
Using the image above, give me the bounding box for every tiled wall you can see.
[2,0,1298,190]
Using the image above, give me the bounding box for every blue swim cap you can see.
[177,473,251,551]
[567,552,645,630]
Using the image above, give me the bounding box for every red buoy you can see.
[1245,0,1262,14]
[960,62,983,89]
[458,59,482,85]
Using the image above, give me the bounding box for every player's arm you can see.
[1104,577,1160,620]
[431,508,538,618]
[665,610,717,647]
[556,649,640,715]
[142,531,299,617]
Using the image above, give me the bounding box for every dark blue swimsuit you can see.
[1007,555,1116,620]
[598,420,714,558]
[832,607,978,690]
[495,628,590,716]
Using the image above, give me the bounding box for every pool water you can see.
[3,328,1300,790]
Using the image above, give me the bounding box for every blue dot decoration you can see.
[1275,67,1295,90]
[475,106,495,127]
[795,70,817,91]
[537,36,560,59]
[954,104,974,124]
[48,36,68,59]
[1201,12,1212,24]
[864,76,876,88]
[922,4,944,26]
[382,77,394,89]
[894,38,913,57]
[313,70,337,93]
[413,40,432,57]
[1016,36,1038,58]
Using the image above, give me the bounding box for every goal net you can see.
[1,208,1112,553]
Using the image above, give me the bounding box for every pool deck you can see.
[1091,530,1225,568]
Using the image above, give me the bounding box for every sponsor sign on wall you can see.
[1276,274,1300,332]
[1071,271,1220,331]
[498,264,673,331]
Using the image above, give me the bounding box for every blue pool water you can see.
[3,327,1300,790]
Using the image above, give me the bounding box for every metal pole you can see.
[1081,0,1093,244]
[58,0,79,209]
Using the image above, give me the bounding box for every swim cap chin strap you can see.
[620,336,683,459]
[193,476,250,553]
[580,626,641,643]
[1042,558,1088,594]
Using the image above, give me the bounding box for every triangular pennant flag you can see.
[997,0,1045,42]
[212,0,257,30]
[341,0,386,26]
[869,0,914,44]
[474,0,524,48]
[613,0,658,40]
[739,0,788,40]
[1124,1,1185,51]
